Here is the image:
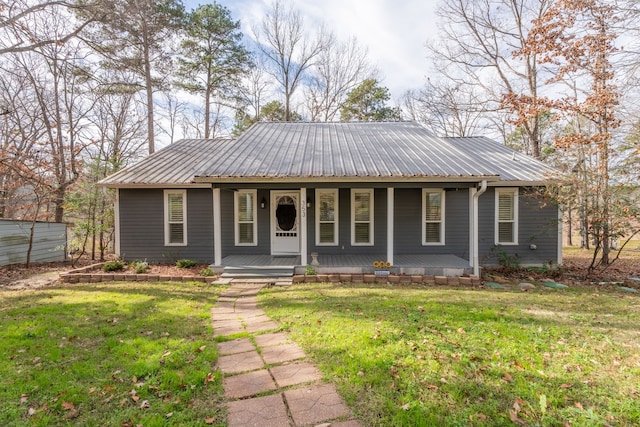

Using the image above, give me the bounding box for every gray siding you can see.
[394,188,470,259]
[119,188,213,263]
[308,188,387,255]
[220,189,271,255]
[0,220,66,265]
[478,187,559,266]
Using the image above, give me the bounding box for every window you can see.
[422,189,445,245]
[235,190,257,245]
[495,188,518,245]
[164,190,187,246]
[316,189,338,245]
[351,189,373,245]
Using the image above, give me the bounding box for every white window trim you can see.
[351,189,374,246]
[235,189,258,246]
[164,189,187,246]
[316,189,339,246]
[495,188,519,245]
[422,189,445,246]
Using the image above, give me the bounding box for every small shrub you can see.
[199,267,214,277]
[176,259,197,269]
[305,265,316,275]
[134,261,149,274]
[103,261,125,272]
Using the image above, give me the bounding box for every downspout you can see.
[472,180,488,277]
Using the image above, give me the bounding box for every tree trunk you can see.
[143,24,155,154]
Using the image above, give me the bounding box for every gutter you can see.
[472,180,488,277]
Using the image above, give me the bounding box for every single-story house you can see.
[99,121,561,277]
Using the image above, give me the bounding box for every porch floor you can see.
[221,254,472,276]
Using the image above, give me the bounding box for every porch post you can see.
[213,187,222,266]
[300,187,308,266]
[114,188,120,256]
[387,187,394,266]
[469,188,475,267]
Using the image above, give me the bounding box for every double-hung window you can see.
[351,189,373,245]
[495,188,518,245]
[164,190,187,246]
[235,190,257,245]
[316,189,339,245]
[422,189,445,245]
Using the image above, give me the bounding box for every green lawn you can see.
[0,281,226,427]
[259,283,640,426]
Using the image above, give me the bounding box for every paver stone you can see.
[227,394,289,427]
[270,362,321,387]
[261,343,306,364]
[285,383,351,426]
[223,369,277,399]
[217,350,264,374]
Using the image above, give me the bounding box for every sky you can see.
[185,0,440,99]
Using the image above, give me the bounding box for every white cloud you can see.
[192,0,438,98]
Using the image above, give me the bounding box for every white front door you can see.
[271,191,300,255]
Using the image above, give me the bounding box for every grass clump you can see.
[131,260,149,274]
[259,283,640,426]
[199,267,214,277]
[176,259,197,269]
[0,281,227,426]
[103,260,124,272]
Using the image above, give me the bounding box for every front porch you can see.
[219,254,472,277]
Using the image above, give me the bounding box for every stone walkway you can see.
[212,282,360,427]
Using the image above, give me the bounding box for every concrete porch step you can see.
[222,266,295,278]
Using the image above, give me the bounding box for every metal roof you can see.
[444,136,558,183]
[100,122,555,187]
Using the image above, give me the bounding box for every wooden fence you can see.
[0,219,67,266]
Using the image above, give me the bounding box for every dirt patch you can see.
[0,260,213,290]
[485,253,640,288]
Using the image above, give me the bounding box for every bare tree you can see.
[306,35,373,122]
[428,0,553,158]
[402,79,490,137]
[0,0,98,55]
[252,0,326,121]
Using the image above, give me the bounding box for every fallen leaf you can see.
[196,345,206,353]
[457,328,466,334]
[27,407,36,417]
[139,400,150,409]
[161,332,170,337]
[509,409,525,425]
[121,421,133,427]
[162,351,171,357]
[88,387,96,394]
[62,401,75,411]
[20,394,28,404]
[205,418,215,425]
[132,376,137,383]
[574,401,584,410]
[560,383,572,389]
[118,399,128,408]
[165,412,173,418]
[204,372,215,384]
[401,403,410,410]
[504,372,513,382]
[417,306,425,312]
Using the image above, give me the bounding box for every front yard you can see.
[1,249,639,426]
[259,283,640,426]
[0,281,227,426]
